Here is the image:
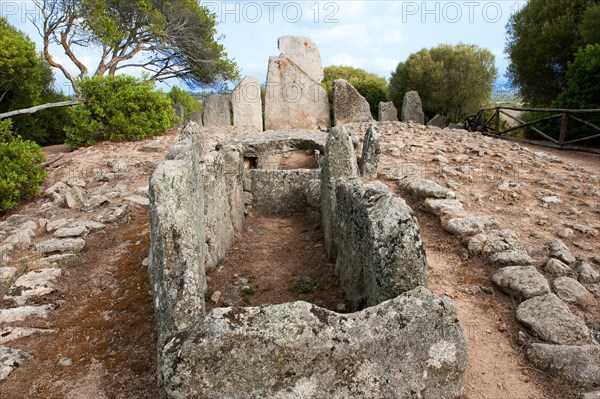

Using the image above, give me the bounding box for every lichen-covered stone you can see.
[359,124,381,178]
[527,344,600,387]
[489,250,533,266]
[575,261,600,284]
[399,178,456,201]
[333,79,373,125]
[203,94,231,126]
[278,35,325,82]
[149,151,206,345]
[232,75,263,131]
[335,180,428,309]
[0,346,31,381]
[423,198,464,217]
[321,126,358,259]
[305,179,321,210]
[245,169,320,215]
[545,258,572,277]
[468,229,524,256]
[492,266,550,300]
[159,287,467,399]
[401,91,425,125]
[516,293,590,345]
[427,115,447,128]
[443,215,499,239]
[35,238,85,254]
[553,277,597,308]
[549,239,576,265]
[378,101,398,122]
[264,49,330,130]
[202,151,244,269]
[5,268,62,306]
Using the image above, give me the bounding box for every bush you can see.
[0,120,46,214]
[65,75,177,149]
[390,43,497,122]
[519,44,600,143]
[168,86,202,120]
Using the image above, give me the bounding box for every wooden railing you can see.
[0,100,84,120]
[466,106,600,147]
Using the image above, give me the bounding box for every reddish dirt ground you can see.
[0,208,158,399]
[206,212,346,312]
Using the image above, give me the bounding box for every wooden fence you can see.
[466,106,600,147]
[0,100,84,120]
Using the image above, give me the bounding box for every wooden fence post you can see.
[559,112,569,145]
[494,108,500,134]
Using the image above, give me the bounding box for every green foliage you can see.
[580,4,600,45]
[323,66,390,118]
[552,44,600,142]
[505,0,599,106]
[0,120,46,214]
[0,17,72,145]
[168,86,202,120]
[0,17,48,109]
[390,43,497,122]
[65,75,177,149]
[554,44,600,110]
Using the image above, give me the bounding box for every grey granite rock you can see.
[492,266,550,300]
[159,287,467,399]
[527,344,600,387]
[516,293,590,345]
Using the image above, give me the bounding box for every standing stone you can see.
[321,126,358,259]
[278,36,324,82]
[401,91,425,125]
[427,115,447,128]
[172,103,185,122]
[332,79,373,125]
[149,133,206,346]
[202,94,231,126]
[189,111,203,126]
[378,101,398,121]
[359,124,381,178]
[264,37,330,130]
[335,180,428,309]
[231,76,263,131]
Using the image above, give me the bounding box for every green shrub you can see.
[66,75,177,149]
[168,86,202,120]
[0,120,46,214]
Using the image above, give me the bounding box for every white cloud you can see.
[328,53,368,69]
[372,57,399,75]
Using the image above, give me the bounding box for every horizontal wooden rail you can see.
[468,106,600,149]
[0,100,84,119]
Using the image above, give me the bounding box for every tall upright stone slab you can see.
[359,124,381,178]
[321,126,358,259]
[203,94,231,126]
[189,111,203,126]
[333,79,373,126]
[378,101,398,121]
[231,76,263,131]
[264,36,330,130]
[401,91,425,125]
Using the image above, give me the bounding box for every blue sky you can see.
[2,0,527,92]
